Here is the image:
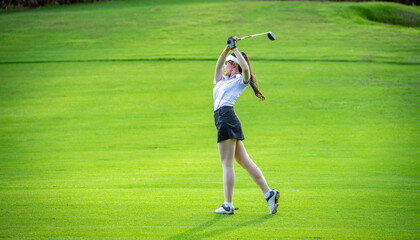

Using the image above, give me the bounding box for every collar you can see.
[225,74,241,80]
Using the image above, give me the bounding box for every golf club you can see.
[238,32,276,41]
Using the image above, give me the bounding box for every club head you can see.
[267,32,276,40]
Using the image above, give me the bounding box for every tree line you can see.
[0,0,417,10]
[1,0,106,9]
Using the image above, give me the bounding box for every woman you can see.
[213,36,279,215]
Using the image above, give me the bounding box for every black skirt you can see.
[214,106,245,143]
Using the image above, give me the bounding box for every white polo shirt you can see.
[213,74,248,111]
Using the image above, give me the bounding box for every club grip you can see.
[227,36,236,49]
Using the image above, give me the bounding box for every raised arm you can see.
[227,37,250,84]
[232,47,250,84]
[214,45,230,83]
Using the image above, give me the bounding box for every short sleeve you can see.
[237,75,249,86]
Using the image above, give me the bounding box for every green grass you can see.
[0,0,419,239]
[349,2,420,27]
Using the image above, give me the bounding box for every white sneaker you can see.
[266,189,280,214]
[214,203,234,214]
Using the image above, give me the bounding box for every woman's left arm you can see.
[231,43,250,84]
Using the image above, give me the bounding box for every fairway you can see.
[0,0,419,239]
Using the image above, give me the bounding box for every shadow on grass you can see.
[168,214,272,239]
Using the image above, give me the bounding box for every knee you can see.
[221,158,234,168]
[235,156,250,169]
[237,157,260,173]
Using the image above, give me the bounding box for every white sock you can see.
[264,190,272,199]
[224,202,234,208]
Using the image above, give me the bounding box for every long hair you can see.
[232,52,265,101]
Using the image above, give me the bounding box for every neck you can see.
[227,70,240,78]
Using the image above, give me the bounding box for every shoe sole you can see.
[271,191,280,214]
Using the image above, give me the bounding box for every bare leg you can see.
[234,140,270,194]
[218,138,237,203]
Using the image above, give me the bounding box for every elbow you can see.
[243,69,250,83]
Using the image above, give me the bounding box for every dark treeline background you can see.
[0,0,418,10]
[1,0,106,9]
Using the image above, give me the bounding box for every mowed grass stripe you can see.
[0,1,419,63]
[0,58,419,65]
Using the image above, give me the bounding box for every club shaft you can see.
[238,32,270,40]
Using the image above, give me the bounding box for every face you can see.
[224,60,236,77]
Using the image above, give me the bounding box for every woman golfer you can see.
[213,36,279,214]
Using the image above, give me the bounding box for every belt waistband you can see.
[214,106,234,114]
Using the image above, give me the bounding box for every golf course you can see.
[0,0,419,238]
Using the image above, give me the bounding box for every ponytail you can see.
[249,74,265,101]
[235,52,265,101]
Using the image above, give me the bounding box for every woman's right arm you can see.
[214,45,230,83]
